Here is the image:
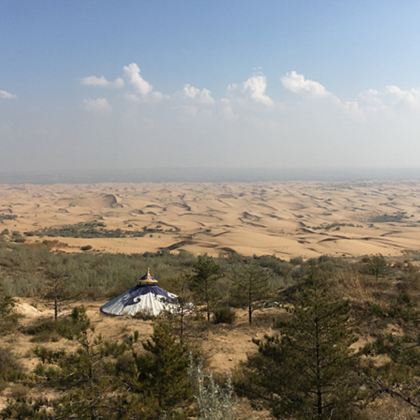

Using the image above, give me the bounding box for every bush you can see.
[369,303,386,318]
[22,306,91,342]
[290,256,303,265]
[213,306,235,324]
[189,359,234,420]
[0,291,19,335]
[22,318,61,342]
[0,348,24,383]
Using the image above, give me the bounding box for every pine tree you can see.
[362,294,420,411]
[231,261,271,324]
[0,283,18,335]
[43,261,71,321]
[0,284,24,389]
[4,317,194,419]
[134,321,194,415]
[237,272,363,419]
[190,255,221,322]
[30,307,115,419]
[366,254,387,280]
[171,274,194,343]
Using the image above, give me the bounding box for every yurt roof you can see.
[100,269,178,317]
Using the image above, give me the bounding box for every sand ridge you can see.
[1,182,420,258]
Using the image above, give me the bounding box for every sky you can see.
[1,0,420,173]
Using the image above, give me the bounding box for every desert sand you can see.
[1,181,420,258]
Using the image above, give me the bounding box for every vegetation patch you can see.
[0,213,17,223]
[25,220,170,239]
[22,308,90,343]
[0,348,24,384]
[0,238,419,418]
[369,211,408,223]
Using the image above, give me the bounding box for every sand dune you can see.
[1,182,420,258]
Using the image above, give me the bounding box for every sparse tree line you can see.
[0,237,419,418]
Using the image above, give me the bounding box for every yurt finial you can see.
[138,268,158,285]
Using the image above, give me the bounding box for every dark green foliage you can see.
[0,240,196,298]
[25,313,123,418]
[368,303,386,318]
[43,260,72,321]
[362,254,388,280]
[213,306,236,324]
[1,237,419,417]
[0,347,24,384]
[362,304,420,410]
[369,212,407,223]
[11,317,194,419]
[252,255,292,278]
[0,240,289,302]
[190,255,221,322]
[290,256,303,265]
[367,292,417,323]
[22,318,62,342]
[26,220,172,239]
[134,321,194,413]
[0,213,17,222]
[23,306,91,342]
[0,397,50,419]
[0,285,18,335]
[11,231,26,243]
[237,273,364,419]
[0,285,24,385]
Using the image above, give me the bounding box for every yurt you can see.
[100,269,179,317]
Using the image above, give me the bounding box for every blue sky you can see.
[1,1,420,171]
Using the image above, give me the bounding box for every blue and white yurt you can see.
[100,269,179,317]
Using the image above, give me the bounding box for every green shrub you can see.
[0,348,24,383]
[213,306,235,324]
[369,303,386,318]
[22,318,61,342]
[290,256,303,265]
[22,306,91,342]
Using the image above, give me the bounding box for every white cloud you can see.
[281,70,327,96]
[243,75,273,105]
[82,75,124,88]
[183,84,215,105]
[123,63,153,96]
[357,85,420,113]
[0,89,17,100]
[385,85,420,107]
[227,74,273,106]
[82,97,111,113]
[280,70,362,116]
[8,64,420,171]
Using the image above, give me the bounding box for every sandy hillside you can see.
[7,298,268,373]
[1,182,420,258]
[0,298,274,418]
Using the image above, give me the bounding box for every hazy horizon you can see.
[2,167,420,184]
